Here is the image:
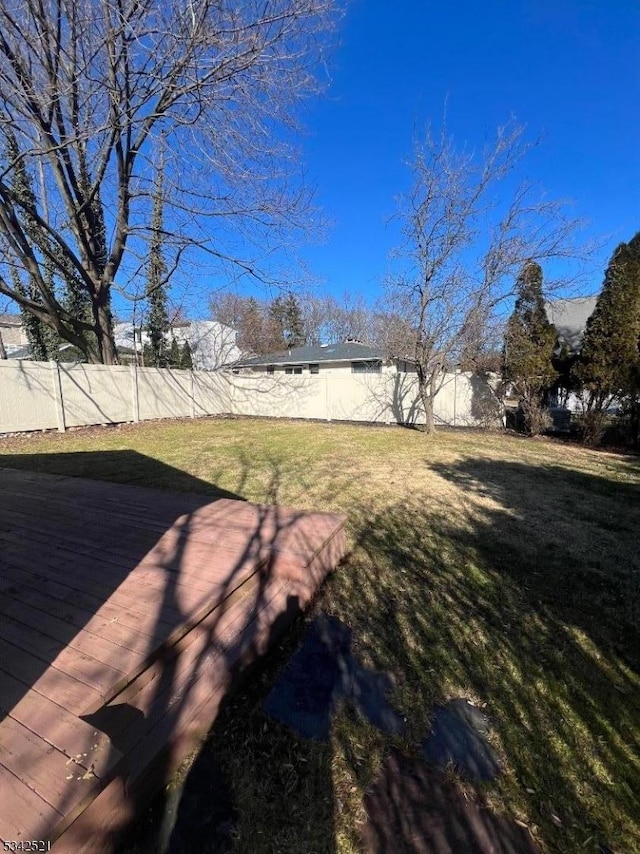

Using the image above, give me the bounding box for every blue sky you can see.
[291,0,639,303]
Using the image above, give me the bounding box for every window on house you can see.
[285,365,303,375]
[351,360,382,374]
[266,365,275,374]
[309,363,320,375]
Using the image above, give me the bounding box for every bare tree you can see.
[386,119,588,433]
[0,0,339,363]
[297,290,376,344]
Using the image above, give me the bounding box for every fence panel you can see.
[326,373,393,423]
[432,373,457,426]
[192,371,227,417]
[227,374,326,420]
[59,363,132,427]
[390,374,423,425]
[0,361,58,432]
[137,367,192,421]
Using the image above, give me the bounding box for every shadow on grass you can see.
[321,455,639,852]
[0,449,241,499]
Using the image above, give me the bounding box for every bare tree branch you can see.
[0,0,340,362]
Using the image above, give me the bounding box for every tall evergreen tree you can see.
[5,131,59,360]
[168,336,181,368]
[573,233,640,442]
[503,261,558,434]
[282,292,305,347]
[145,159,170,367]
[268,291,304,349]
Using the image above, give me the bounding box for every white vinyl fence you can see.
[0,360,501,435]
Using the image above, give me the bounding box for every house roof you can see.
[545,296,598,354]
[237,341,385,367]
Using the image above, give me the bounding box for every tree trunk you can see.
[94,296,118,365]
[423,395,435,434]
[416,369,436,435]
[419,383,436,434]
[0,329,7,359]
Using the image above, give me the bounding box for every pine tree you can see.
[283,292,305,347]
[503,261,558,434]
[180,340,194,369]
[168,336,181,368]
[573,233,640,442]
[142,342,154,367]
[145,158,170,367]
[261,297,285,352]
[268,293,304,350]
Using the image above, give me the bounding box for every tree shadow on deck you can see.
[0,451,338,853]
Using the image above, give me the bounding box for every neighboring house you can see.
[235,338,501,427]
[113,319,241,370]
[545,296,598,356]
[0,312,29,357]
[1,312,241,368]
[235,339,406,375]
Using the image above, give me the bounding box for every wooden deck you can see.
[0,467,346,852]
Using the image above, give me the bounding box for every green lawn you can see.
[1,417,639,853]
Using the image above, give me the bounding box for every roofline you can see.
[237,355,388,367]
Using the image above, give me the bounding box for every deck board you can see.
[0,764,64,843]
[0,466,346,851]
[0,641,107,714]
[0,674,118,780]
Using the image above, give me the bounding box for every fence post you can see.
[453,370,457,427]
[130,364,140,423]
[325,373,331,421]
[50,360,66,433]
[190,370,196,418]
[385,370,392,425]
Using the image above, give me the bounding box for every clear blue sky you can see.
[292,0,640,302]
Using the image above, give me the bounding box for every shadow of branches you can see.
[321,456,639,852]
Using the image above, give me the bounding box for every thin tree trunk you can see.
[419,384,435,434]
[424,397,435,434]
[0,329,7,359]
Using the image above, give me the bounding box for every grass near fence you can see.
[1,418,639,853]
